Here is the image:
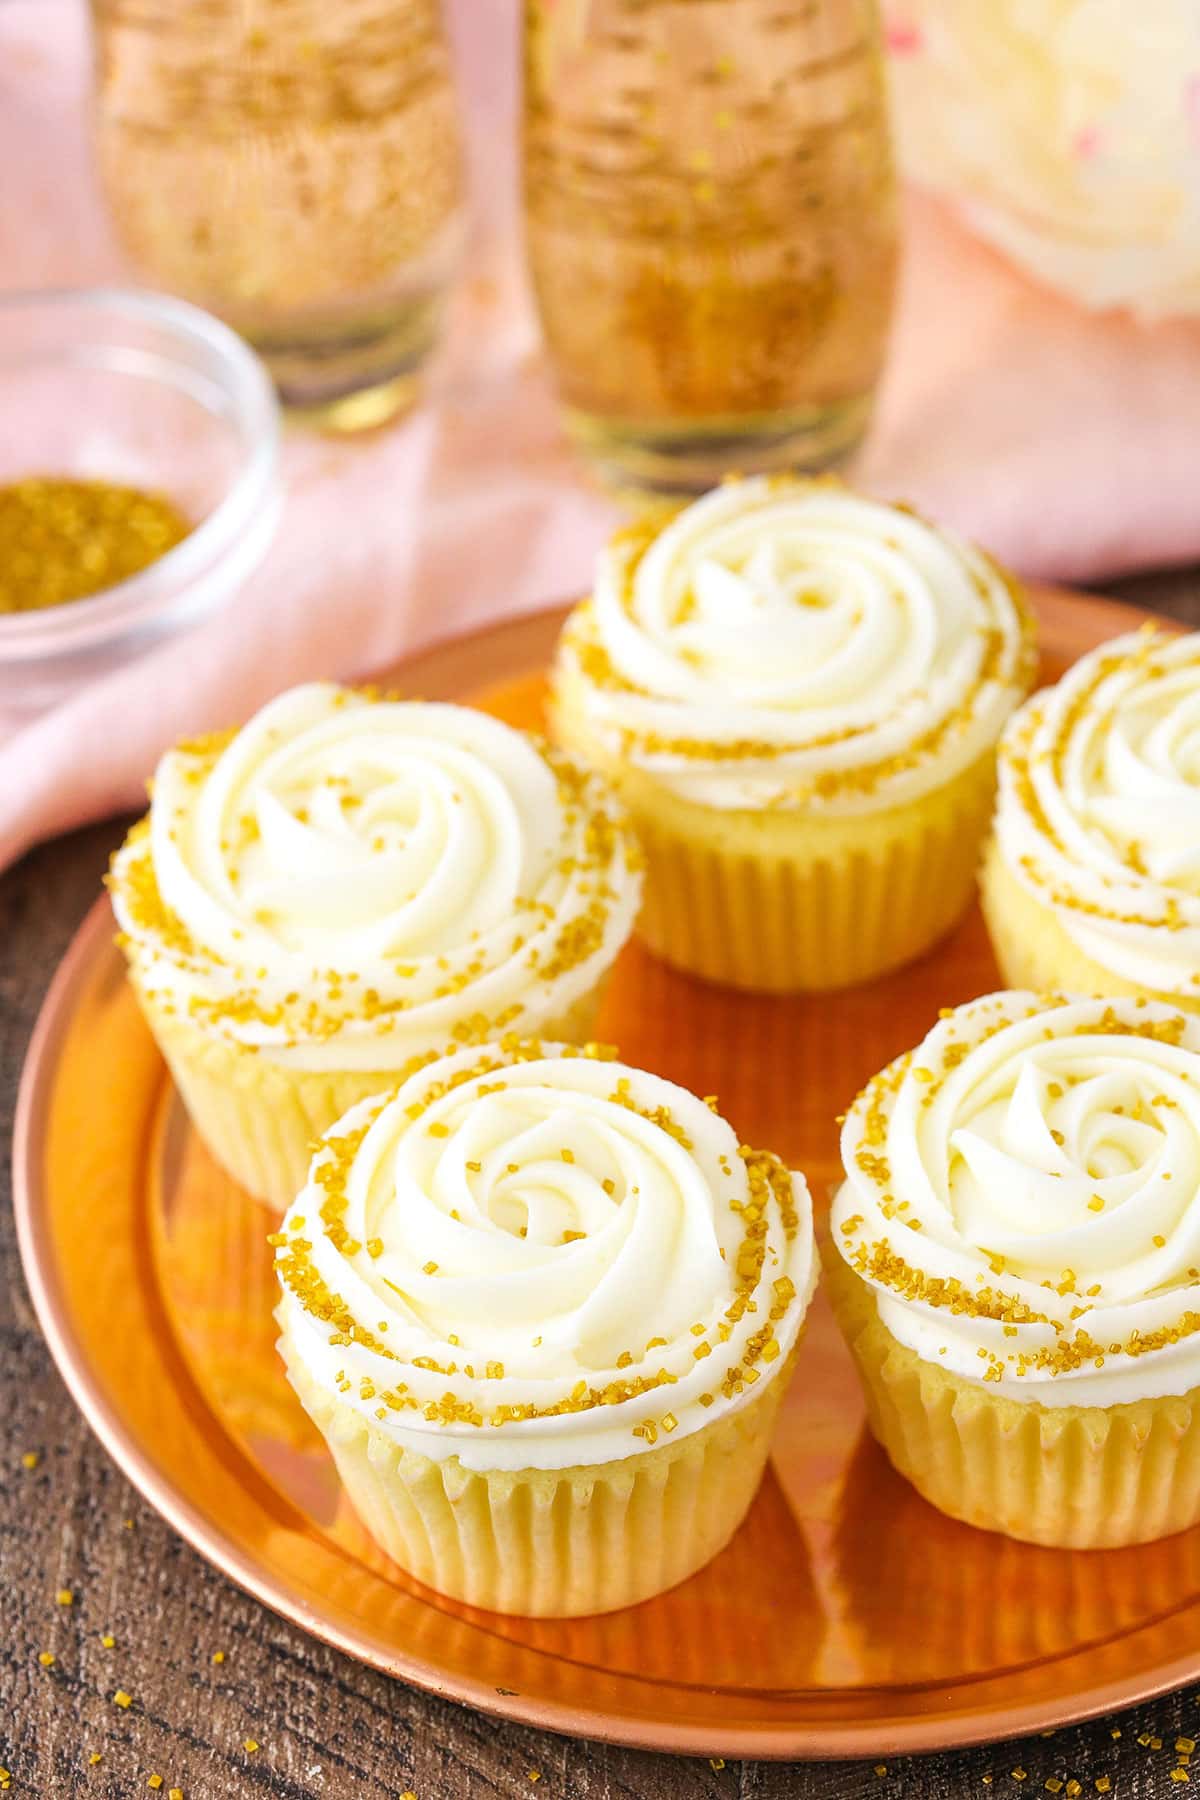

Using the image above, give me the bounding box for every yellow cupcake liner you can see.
[824,1242,1200,1549]
[620,752,999,992]
[128,975,606,1214]
[980,837,1200,1012]
[280,1338,794,1617]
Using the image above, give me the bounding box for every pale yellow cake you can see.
[551,476,1036,992]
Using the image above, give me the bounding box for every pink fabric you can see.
[3,0,1200,869]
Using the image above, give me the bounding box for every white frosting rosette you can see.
[275,1042,815,1471]
[555,478,1033,814]
[885,0,1200,317]
[833,990,1200,1407]
[995,629,1200,998]
[109,684,643,1072]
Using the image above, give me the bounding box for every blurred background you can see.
[3,0,1200,862]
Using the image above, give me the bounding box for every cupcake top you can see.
[554,477,1035,814]
[274,1040,815,1470]
[994,627,1200,997]
[833,990,1200,1407]
[109,684,642,1072]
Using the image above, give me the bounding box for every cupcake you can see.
[830,989,1200,1548]
[274,1038,815,1615]
[109,685,643,1210]
[983,627,1200,1007]
[551,476,1035,992]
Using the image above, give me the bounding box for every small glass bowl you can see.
[0,287,282,718]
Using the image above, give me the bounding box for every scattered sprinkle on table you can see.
[101,1634,115,1649]
[114,1689,132,1709]
[211,1650,225,1664]
[170,1790,184,1800]
[20,1451,38,1470]
[874,1768,888,1779]
[528,1775,541,1785]
[37,1650,54,1667]
[710,1758,725,1772]
[243,1739,259,1755]
[56,1587,74,1606]
[148,1778,163,1791]
[1095,1781,1110,1795]
[88,1753,103,1766]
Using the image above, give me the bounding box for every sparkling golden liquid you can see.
[523,0,898,491]
[92,0,464,426]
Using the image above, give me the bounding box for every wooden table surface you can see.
[5,571,1200,1800]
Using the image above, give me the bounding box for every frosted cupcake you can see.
[109,685,642,1210]
[830,989,1200,1548]
[551,477,1035,992]
[983,627,1200,1006]
[274,1039,815,1615]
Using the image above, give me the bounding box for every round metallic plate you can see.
[18,589,1200,1760]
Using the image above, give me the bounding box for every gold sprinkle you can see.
[1012,1774,1027,1785]
[710,1759,726,1771]
[21,1451,38,1469]
[37,1651,54,1667]
[243,1740,259,1754]
[101,1634,115,1649]
[89,1753,103,1766]
[874,1766,888,1778]
[211,1650,225,1664]
[1181,1741,1198,1756]
[149,1779,164,1792]
[114,1689,132,1708]
[1096,1781,1111,1794]
[56,1588,74,1606]
[422,1261,439,1275]
[170,1791,184,1800]
[1045,1783,1063,1795]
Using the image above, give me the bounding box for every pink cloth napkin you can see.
[3,0,1200,870]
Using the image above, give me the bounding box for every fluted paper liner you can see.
[130,975,605,1213]
[823,1243,1200,1549]
[619,750,1000,992]
[279,1337,795,1617]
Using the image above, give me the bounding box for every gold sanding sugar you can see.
[0,477,190,613]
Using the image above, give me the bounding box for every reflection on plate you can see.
[18,589,1200,1759]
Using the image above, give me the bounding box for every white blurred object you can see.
[884,1,1200,316]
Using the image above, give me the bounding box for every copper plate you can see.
[16,587,1200,1761]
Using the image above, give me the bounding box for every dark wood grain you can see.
[4,571,1200,1799]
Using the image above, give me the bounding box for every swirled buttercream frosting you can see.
[554,477,1035,813]
[109,685,643,1072]
[274,1041,815,1470]
[833,990,1200,1407]
[994,628,1200,997]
